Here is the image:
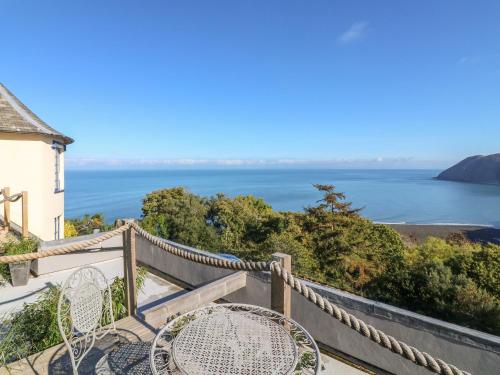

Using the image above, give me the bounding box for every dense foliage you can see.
[142,186,500,334]
[64,214,114,237]
[0,267,147,365]
[0,238,38,285]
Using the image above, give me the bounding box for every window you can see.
[52,142,64,192]
[54,216,61,240]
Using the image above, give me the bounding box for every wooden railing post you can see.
[3,187,10,230]
[119,219,129,312]
[271,252,292,318]
[121,220,137,316]
[127,224,138,316]
[21,191,28,238]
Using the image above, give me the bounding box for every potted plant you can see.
[1,238,38,287]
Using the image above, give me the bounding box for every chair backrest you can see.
[57,266,115,374]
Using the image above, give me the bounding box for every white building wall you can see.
[0,132,65,241]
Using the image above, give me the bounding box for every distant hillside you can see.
[437,154,500,184]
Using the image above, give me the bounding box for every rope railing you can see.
[0,192,22,204]
[0,187,29,238]
[0,224,130,264]
[0,221,472,375]
[131,223,270,272]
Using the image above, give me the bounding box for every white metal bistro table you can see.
[150,303,321,375]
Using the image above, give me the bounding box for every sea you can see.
[65,169,500,228]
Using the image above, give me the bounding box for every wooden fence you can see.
[1,187,28,238]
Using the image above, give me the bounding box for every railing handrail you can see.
[0,193,22,204]
[0,224,129,263]
[1,187,29,238]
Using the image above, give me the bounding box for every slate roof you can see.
[0,83,73,144]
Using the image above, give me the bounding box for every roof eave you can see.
[0,129,74,145]
[61,135,74,145]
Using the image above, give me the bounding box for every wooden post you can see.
[3,187,10,230]
[21,191,28,238]
[122,220,137,317]
[118,219,129,312]
[271,253,292,318]
[126,224,138,316]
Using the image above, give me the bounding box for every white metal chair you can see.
[57,266,116,375]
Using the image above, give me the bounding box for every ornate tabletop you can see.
[150,304,321,375]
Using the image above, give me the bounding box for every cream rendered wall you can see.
[0,133,65,241]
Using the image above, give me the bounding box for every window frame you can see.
[54,215,61,240]
[52,141,65,193]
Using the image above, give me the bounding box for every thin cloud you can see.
[337,21,369,44]
[66,156,442,169]
[458,56,479,65]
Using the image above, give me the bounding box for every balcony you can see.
[0,223,497,375]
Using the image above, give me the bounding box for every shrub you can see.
[0,286,61,363]
[64,221,78,238]
[1,238,38,256]
[376,237,500,333]
[64,214,113,236]
[0,238,38,285]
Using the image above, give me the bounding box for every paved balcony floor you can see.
[1,315,368,374]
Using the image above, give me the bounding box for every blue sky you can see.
[1,1,499,169]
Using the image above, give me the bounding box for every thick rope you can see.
[130,222,269,272]
[0,193,22,204]
[0,224,130,264]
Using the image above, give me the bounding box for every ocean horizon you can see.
[65,169,500,228]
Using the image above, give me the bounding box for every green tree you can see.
[259,214,320,279]
[469,245,500,297]
[141,187,218,249]
[301,185,405,292]
[311,184,361,215]
[378,237,500,334]
[206,193,285,259]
